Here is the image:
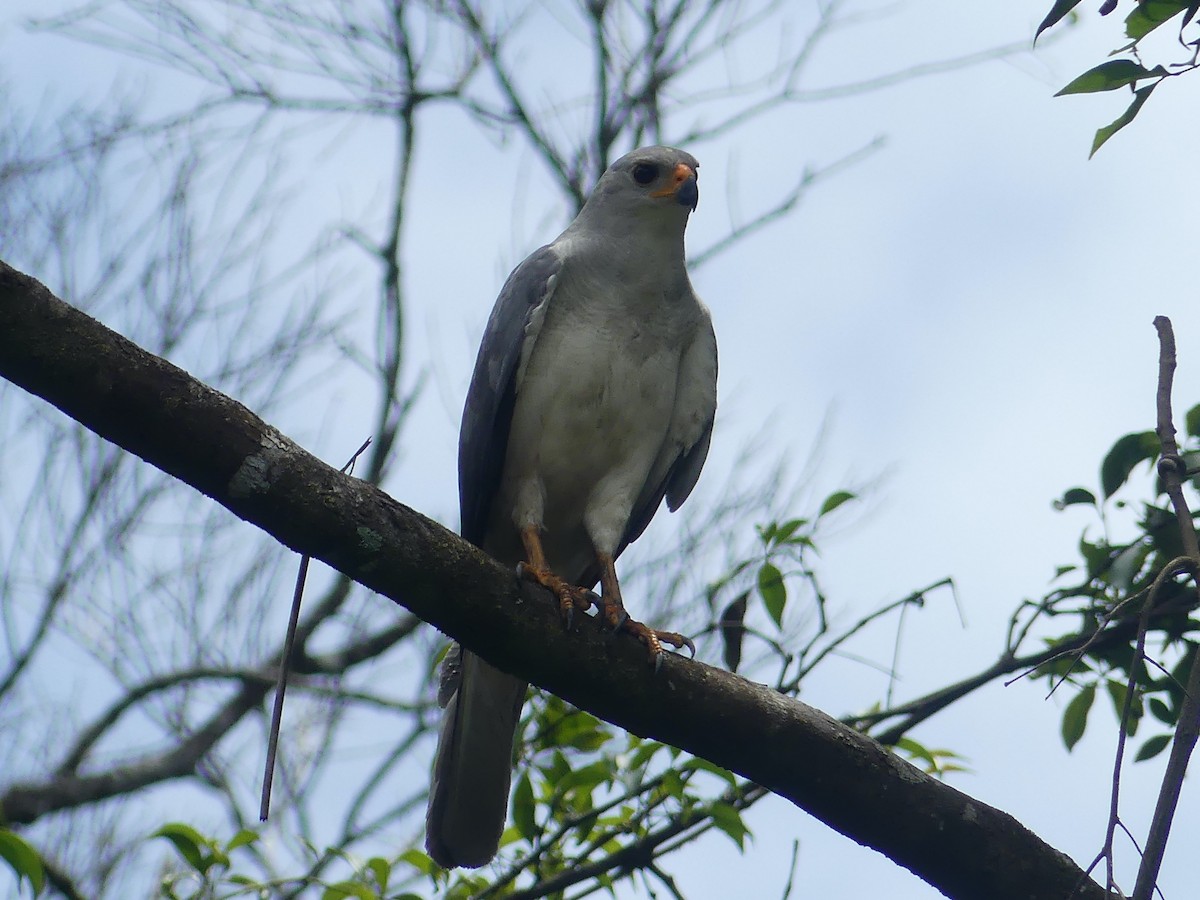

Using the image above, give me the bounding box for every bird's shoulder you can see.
[487,244,563,327]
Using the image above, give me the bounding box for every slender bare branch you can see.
[1133,317,1200,900]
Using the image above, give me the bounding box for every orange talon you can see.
[596,550,694,667]
[518,526,597,629]
[516,560,596,628]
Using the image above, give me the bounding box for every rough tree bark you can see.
[0,260,1106,900]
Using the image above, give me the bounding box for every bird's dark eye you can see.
[632,162,658,185]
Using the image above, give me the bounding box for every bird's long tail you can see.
[426,646,527,868]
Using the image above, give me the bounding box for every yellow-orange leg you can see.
[597,551,695,668]
[516,525,596,627]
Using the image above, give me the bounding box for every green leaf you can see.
[720,592,749,672]
[555,760,611,799]
[398,848,436,877]
[1108,541,1150,593]
[1100,431,1159,497]
[1036,0,1086,39]
[224,829,258,853]
[1136,733,1172,762]
[1106,678,1131,716]
[512,771,537,841]
[709,802,750,851]
[1149,697,1175,725]
[757,562,786,628]
[321,882,377,900]
[549,710,611,752]
[895,739,970,777]
[1126,0,1192,40]
[1091,84,1157,158]
[660,770,685,799]
[895,737,936,768]
[1056,60,1164,95]
[365,858,390,892]
[152,823,209,873]
[1180,450,1200,483]
[1062,684,1095,751]
[818,490,856,517]
[541,747,571,782]
[1116,685,1144,736]
[447,877,489,900]
[1186,404,1200,440]
[1079,535,1112,578]
[0,830,45,896]
[1054,487,1097,510]
[768,518,808,545]
[681,757,738,786]
[627,738,667,771]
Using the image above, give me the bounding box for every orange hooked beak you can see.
[650,162,699,210]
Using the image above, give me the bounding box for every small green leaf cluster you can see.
[429,695,750,898]
[709,489,856,672]
[151,823,421,900]
[893,738,970,778]
[153,824,269,899]
[1039,1,1200,155]
[1041,404,1200,761]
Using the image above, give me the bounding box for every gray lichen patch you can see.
[356,526,383,553]
[229,430,292,497]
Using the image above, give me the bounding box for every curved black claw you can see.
[566,589,600,630]
[651,637,696,672]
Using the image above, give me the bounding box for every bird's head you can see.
[581,146,700,227]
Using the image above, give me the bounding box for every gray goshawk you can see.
[426,145,718,869]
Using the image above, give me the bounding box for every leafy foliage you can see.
[1037,406,1200,760]
[1039,1,1200,155]
[144,822,422,900]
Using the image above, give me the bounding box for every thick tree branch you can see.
[0,260,1105,900]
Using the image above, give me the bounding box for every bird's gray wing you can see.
[427,245,561,870]
[662,310,719,514]
[458,245,562,545]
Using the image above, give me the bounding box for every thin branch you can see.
[689,137,885,268]
[261,437,372,821]
[1133,316,1200,900]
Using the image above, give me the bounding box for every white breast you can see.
[500,277,686,568]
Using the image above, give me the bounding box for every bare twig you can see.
[1133,317,1200,900]
[261,437,371,820]
[1100,557,1189,893]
